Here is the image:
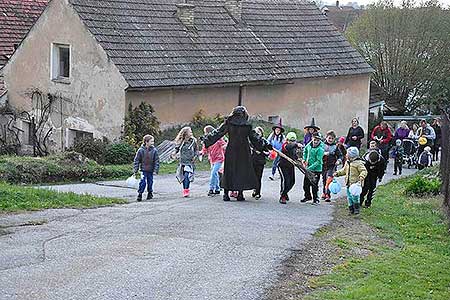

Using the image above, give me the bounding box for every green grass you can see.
[0,182,126,212]
[306,176,450,300]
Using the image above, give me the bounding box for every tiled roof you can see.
[69,0,372,89]
[324,8,364,32]
[0,69,5,96]
[0,0,49,68]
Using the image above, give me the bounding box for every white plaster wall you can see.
[3,0,128,150]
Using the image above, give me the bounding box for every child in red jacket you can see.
[200,125,227,196]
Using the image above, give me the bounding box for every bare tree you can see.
[346,0,450,114]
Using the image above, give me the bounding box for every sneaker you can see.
[279,196,287,204]
[325,194,331,202]
[214,190,221,195]
[207,190,215,196]
[137,193,142,202]
[393,172,397,176]
[354,203,360,214]
[183,189,190,198]
[301,198,311,203]
[269,175,274,181]
[223,194,231,201]
[252,191,257,198]
[146,192,153,200]
[321,193,327,200]
[312,199,320,205]
[255,194,261,200]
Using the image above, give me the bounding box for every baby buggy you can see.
[402,138,418,168]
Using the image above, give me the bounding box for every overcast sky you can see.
[324,0,450,7]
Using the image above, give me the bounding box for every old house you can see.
[0,0,48,105]
[3,0,372,151]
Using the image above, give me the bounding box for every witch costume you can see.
[203,106,271,201]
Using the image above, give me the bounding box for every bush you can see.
[123,102,160,147]
[71,137,107,164]
[104,142,136,165]
[0,153,131,184]
[405,176,441,196]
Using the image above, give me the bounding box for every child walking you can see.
[267,123,285,180]
[360,148,385,208]
[200,125,226,196]
[301,132,324,204]
[322,130,343,202]
[391,139,404,175]
[418,146,433,170]
[252,127,269,199]
[334,147,367,214]
[278,132,302,204]
[303,118,320,146]
[133,134,160,201]
[172,127,198,197]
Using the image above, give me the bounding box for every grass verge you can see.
[305,177,450,300]
[0,182,126,212]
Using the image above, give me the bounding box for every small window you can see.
[51,43,70,80]
[268,115,280,124]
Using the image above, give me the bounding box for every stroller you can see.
[402,138,418,168]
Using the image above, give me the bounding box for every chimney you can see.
[336,0,340,7]
[176,2,195,30]
[225,0,242,23]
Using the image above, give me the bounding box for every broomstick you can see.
[272,148,319,187]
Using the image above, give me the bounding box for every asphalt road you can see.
[0,161,416,300]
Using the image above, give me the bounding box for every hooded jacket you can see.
[335,158,367,187]
[133,145,160,174]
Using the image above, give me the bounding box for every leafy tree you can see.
[123,102,160,147]
[346,0,450,114]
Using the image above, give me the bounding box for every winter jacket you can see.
[390,145,404,162]
[335,158,367,187]
[419,152,433,167]
[133,145,160,174]
[345,126,365,148]
[363,150,385,180]
[394,127,410,141]
[323,141,342,169]
[202,138,226,164]
[371,125,393,146]
[303,142,324,172]
[279,141,300,168]
[175,138,198,165]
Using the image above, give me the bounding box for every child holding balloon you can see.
[334,147,367,215]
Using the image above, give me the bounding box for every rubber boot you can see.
[354,203,360,215]
[349,204,354,214]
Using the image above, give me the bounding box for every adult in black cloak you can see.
[203,106,271,201]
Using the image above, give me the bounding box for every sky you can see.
[323,0,450,7]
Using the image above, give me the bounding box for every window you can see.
[268,115,280,124]
[51,43,70,80]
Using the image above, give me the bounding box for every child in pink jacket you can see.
[201,125,227,196]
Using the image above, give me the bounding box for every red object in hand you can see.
[269,150,277,160]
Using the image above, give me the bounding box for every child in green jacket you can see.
[301,132,324,204]
[334,147,368,214]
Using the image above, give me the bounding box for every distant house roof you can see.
[0,0,49,95]
[322,6,363,32]
[69,0,373,90]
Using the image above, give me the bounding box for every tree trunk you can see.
[441,111,450,218]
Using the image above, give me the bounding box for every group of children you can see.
[132,107,415,215]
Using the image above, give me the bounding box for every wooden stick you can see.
[273,148,318,186]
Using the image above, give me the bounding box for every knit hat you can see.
[424,146,431,152]
[338,136,346,144]
[286,132,297,141]
[396,139,402,146]
[347,147,359,159]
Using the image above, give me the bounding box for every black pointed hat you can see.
[304,117,320,131]
[272,118,285,133]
